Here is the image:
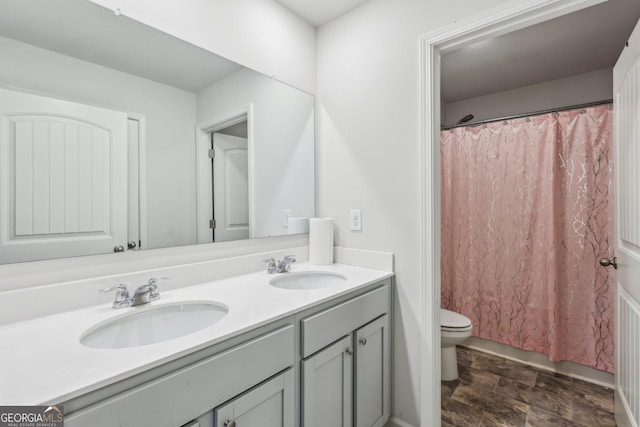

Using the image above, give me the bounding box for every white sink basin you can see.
[80,301,228,349]
[269,271,347,290]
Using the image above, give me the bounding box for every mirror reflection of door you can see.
[211,122,249,242]
[0,87,129,263]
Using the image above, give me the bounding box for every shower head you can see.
[455,114,474,126]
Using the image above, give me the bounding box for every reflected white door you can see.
[614,19,640,427]
[212,133,249,242]
[0,87,128,263]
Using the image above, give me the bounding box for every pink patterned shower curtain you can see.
[441,104,615,372]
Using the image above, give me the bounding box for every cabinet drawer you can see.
[301,283,389,358]
[66,325,294,427]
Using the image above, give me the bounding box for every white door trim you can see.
[195,105,254,243]
[418,0,605,425]
[127,112,148,250]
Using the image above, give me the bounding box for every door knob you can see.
[113,245,125,253]
[345,347,353,356]
[127,241,137,249]
[224,421,236,427]
[359,337,367,346]
[599,257,617,269]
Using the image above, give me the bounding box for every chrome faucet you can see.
[263,255,296,274]
[277,255,296,272]
[131,279,161,306]
[100,277,170,308]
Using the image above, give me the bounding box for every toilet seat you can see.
[441,308,472,331]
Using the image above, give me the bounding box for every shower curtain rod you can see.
[443,99,613,130]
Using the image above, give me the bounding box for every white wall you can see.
[315,0,512,425]
[0,35,198,250]
[444,68,613,126]
[88,0,317,94]
[197,68,315,238]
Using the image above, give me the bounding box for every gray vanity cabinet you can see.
[214,369,295,427]
[65,326,294,427]
[63,279,392,427]
[300,284,391,427]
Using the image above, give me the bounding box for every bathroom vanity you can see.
[0,261,392,427]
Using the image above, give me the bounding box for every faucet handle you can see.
[262,258,278,273]
[99,283,131,308]
[99,283,129,298]
[147,276,171,286]
[283,255,296,262]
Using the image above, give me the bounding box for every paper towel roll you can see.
[309,218,334,265]
[288,217,309,234]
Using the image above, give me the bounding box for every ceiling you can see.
[441,0,640,103]
[275,0,371,27]
[0,0,241,93]
[274,0,640,103]
[3,0,639,102]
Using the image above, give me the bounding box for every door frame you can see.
[418,0,606,425]
[195,104,254,243]
[127,112,148,250]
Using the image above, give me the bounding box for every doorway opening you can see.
[418,1,620,426]
[195,105,254,244]
[209,121,249,242]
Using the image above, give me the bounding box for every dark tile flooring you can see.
[441,347,616,427]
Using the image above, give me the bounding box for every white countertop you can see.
[0,263,392,405]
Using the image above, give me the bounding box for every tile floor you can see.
[441,347,617,427]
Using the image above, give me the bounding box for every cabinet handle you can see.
[359,337,367,346]
[224,421,236,427]
[345,347,353,356]
[113,245,125,253]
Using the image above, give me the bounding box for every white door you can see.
[613,19,640,427]
[212,133,249,242]
[0,87,128,263]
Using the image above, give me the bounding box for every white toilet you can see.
[440,308,473,381]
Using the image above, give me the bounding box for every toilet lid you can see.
[441,308,472,329]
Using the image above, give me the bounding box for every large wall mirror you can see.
[0,0,315,264]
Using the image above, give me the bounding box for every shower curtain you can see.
[440,104,614,372]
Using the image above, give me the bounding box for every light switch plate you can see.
[350,209,362,231]
[283,209,292,227]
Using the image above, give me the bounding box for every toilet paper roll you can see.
[309,218,334,265]
[288,217,309,234]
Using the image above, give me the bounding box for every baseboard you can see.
[384,416,415,427]
[463,337,614,388]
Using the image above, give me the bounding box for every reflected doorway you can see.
[195,106,254,244]
[210,122,249,242]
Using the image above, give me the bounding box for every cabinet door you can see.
[302,335,353,427]
[355,315,389,427]
[214,369,294,427]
